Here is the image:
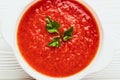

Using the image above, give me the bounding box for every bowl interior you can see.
[14,0,103,80]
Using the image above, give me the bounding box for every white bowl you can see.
[0,0,115,80]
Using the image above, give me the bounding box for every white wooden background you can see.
[0,0,120,80]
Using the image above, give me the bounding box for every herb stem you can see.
[45,16,74,48]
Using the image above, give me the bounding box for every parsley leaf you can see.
[63,26,74,41]
[48,37,61,47]
[45,16,74,48]
[46,17,60,33]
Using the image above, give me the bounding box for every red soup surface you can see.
[17,0,100,77]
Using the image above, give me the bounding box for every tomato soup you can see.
[17,0,100,77]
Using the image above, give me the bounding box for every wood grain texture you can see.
[82,0,120,79]
[82,53,120,80]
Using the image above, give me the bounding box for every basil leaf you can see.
[48,37,61,47]
[46,17,60,33]
[63,27,74,41]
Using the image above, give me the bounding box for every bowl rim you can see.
[14,0,103,80]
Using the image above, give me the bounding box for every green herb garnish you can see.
[63,27,74,41]
[46,17,60,34]
[45,16,74,48]
[48,37,61,47]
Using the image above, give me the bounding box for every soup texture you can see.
[17,0,100,77]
